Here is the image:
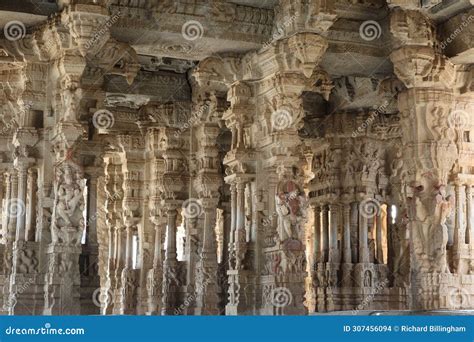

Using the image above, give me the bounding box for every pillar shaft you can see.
[313,206,321,264]
[321,205,329,262]
[343,204,351,264]
[359,202,369,263]
[376,210,384,264]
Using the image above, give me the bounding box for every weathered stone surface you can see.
[0,0,472,316]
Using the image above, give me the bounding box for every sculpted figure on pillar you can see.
[51,161,86,246]
[275,165,308,244]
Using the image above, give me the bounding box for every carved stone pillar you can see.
[161,203,181,315]
[118,219,138,315]
[7,172,18,247]
[43,159,86,315]
[343,204,352,264]
[467,186,473,245]
[104,222,116,315]
[313,206,321,265]
[14,163,28,242]
[321,205,329,263]
[225,177,253,315]
[1,173,11,245]
[376,210,384,264]
[358,202,369,263]
[350,202,359,263]
[10,159,39,315]
[389,7,470,309]
[228,183,237,269]
[25,168,37,242]
[454,184,466,248]
[1,172,15,314]
[113,224,126,310]
[147,216,167,315]
[234,181,247,270]
[194,198,220,315]
[341,203,353,290]
[328,204,339,263]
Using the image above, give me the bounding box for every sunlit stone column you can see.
[454,184,465,248]
[161,203,180,315]
[228,183,237,267]
[313,205,321,264]
[15,164,28,242]
[195,198,220,315]
[234,181,247,269]
[359,202,369,263]
[328,204,339,263]
[467,186,473,245]
[25,168,37,241]
[376,210,384,264]
[7,172,18,244]
[321,205,329,262]
[343,204,351,264]
[1,173,12,243]
[350,202,359,263]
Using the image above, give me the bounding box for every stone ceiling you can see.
[0,0,472,76]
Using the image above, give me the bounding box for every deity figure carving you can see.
[364,270,372,287]
[61,87,82,123]
[51,162,86,246]
[275,167,308,243]
[432,185,453,274]
[411,173,454,273]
